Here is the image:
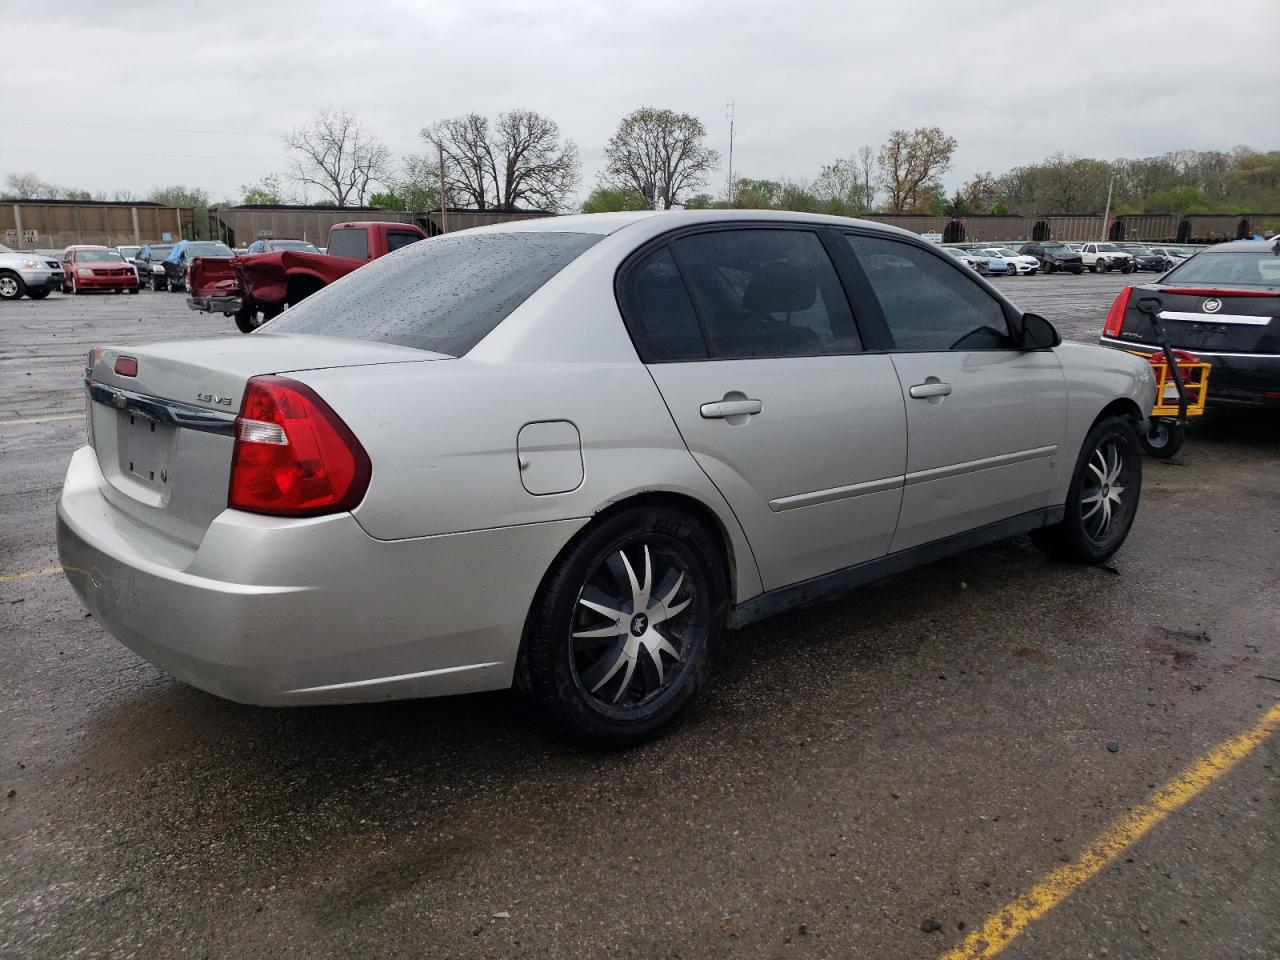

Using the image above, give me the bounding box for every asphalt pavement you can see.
[2,273,1277,959]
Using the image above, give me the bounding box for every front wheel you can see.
[1139,418,1184,458]
[519,505,726,746]
[27,288,51,300]
[0,272,26,300]
[1031,415,1143,564]
[234,306,261,334]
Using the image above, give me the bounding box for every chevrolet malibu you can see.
[58,211,1156,744]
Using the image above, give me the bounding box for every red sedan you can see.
[61,247,140,295]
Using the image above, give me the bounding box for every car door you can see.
[619,226,907,591]
[843,233,1067,553]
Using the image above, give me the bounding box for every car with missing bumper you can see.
[1019,241,1085,274]
[1099,237,1280,409]
[0,243,64,300]
[1080,242,1135,274]
[58,211,1155,744]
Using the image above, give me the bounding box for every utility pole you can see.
[438,142,448,235]
[1101,173,1115,240]
[725,101,736,207]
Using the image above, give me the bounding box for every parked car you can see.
[978,246,1039,275]
[245,239,323,255]
[60,247,139,295]
[1147,246,1191,269]
[135,244,174,290]
[159,239,235,293]
[1120,245,1169,273]
[115,244,141,265]
[966,248,1015,275]
[943,246,990,274]
[1019,242,1085,274]
[59,211,1156,744]
[188,221,426,332]
[0,243,63,300]
[1080,242,1135,274]
[1100,236,1280,412]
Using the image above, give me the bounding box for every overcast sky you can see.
[5,0,1276,207]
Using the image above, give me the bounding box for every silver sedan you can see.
[58,211,1156,744]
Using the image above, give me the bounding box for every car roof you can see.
[1203,238,1280,253]
[465,209,923,240]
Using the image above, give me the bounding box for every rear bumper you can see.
[187,295,242,314]
[1098,335,1280,407]
[56,445,585,705]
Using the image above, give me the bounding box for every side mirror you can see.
[1020,312,1060,350]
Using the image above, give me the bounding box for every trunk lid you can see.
[1119,284,1280,354]
[84,334,446,547]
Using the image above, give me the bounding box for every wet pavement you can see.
[2,276,1277,959]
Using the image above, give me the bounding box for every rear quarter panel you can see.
[1052,342,1156,500]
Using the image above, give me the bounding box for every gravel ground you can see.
[2,275,1277,960]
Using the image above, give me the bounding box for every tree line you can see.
[5,106,1278,223]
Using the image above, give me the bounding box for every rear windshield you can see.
[269,240,320,253]
[266,231,602,356]
[1164,251,1280,287]
[187,243,234,257]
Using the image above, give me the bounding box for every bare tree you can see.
[877,127,958,212]
[601,107,720,207]
[4,172,64,199]
[857,145,876,211]
[423,110,579,211]
[283,109,391,206]
[492,110,579,210]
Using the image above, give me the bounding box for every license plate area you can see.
[119,410,174,493]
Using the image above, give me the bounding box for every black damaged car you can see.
[1019,241,1084,274]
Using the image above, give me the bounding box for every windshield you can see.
[1096,243,1119,252]
[268,240,320,253]
[78,251,126,263]
[267,231,602,355]
[187,243,234,257]
[1042,244,1073,254]
[1129,246,1154,256]
[995,248,1020,257]
[117,246,140,258]
[145,246,172,259]
[1163,251,1280,287]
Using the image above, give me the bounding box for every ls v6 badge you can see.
[197,392,234,406]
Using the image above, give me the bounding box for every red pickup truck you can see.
[187,221,427,333]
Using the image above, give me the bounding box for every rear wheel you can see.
[1031,415,1142,564]
[27,288,51,300]
[0,272,26,300]
[1043,262,1055,274]
[151,277,165,291]
[520,505,726,746]
[1139,418,1184,458]
[234,306,260,334]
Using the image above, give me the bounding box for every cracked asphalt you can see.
[2,273,1277,959]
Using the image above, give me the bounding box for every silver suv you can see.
[0,243,63,300]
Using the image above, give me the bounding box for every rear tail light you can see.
[1102,285,1134,338]
[228,376,371,517]
[114,356,138,377]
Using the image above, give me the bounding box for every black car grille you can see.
[45,260,59,268]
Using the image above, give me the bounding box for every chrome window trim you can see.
[86,380,237,436]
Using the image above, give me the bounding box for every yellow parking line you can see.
[0,566,62,583]
[941,702,1280,960]
[0,413,81,426]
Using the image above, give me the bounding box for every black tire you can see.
[1071,266,1084,274]
[1043,262,1055,274]
[1031,415,1142,564]
[1121,264,1134,274]
[1139,418,1184,458]
[127,287,139,294]
[520,505,727,746]
[27,288,51,300]
[1090,263,1101,274]
[234,307,260,334]
[0,271,26,301]
[166,276,181,293]
[69,275,81,295]
[152,278,165,292]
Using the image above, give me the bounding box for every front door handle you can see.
[908,381,952,399]
[700,398,763,419]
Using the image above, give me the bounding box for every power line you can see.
[3,148,282,160]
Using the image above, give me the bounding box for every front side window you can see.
[846,235,1012,352]
[386,231,423,252]
[671,229,860,359]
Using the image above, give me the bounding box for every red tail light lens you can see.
[228,376,371,517]
[1103,285,1133,338]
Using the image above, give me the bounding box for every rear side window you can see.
[386,231,423,252]
[847,235,1012,351]
[267,231,601,356]
[327,228,369,260]
[620,247,708,361]
[670,229,860,359]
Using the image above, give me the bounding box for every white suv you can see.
[1080,242,1135,274]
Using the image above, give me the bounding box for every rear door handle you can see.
[700,399,763,419]
[908,381,952,399]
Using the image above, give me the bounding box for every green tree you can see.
[240,175,284,205]
[601,107,720,206]
[877,127,957,212]
[149,185,214,239]
[581,186,651,213]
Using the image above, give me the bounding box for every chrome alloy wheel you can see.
[0,276,19,299]
[570,540,703,712]
[1081,439,1128,541]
